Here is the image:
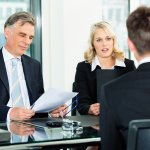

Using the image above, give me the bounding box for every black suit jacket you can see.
[74,58,135,115]
[100,62,150,150]
[0,49,44,121]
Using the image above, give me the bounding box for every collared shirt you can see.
[91,55,126,71]
[138,57,150,67]
[2,47,30,120]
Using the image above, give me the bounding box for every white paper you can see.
[31,88,77,113]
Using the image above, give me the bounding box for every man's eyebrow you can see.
[18,32,26,35]
[18,32,34,37]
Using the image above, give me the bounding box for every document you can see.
[31,88,77,113]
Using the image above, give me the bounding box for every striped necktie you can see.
[11,58,24,107]
[11,133,22,143]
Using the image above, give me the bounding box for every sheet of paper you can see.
[31,88,77,113]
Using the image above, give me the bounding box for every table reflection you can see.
[3,120,99,144]
[10,121,35,136]
[9,121,35,143]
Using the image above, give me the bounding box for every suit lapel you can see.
[0,50,9,92]
[21,55,33,98]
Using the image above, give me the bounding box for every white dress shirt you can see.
[138,57,150,66]
[2,47,30,120]
[91,55,126,71]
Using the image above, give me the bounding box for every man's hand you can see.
[10,121,35,136]
[49,104,68,118]
[10,107,35,121]
[88,103,100,116]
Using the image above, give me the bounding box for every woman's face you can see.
[93,28,114,58]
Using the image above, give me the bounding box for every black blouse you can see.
[73,58,136,115]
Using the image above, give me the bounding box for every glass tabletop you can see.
[0,116,100,148]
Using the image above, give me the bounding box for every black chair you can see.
[96,69,126,102]
[127,119,150,150]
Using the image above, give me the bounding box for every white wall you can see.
[42,0,64,90]
[42,0,102,92]
[63,0,102,91]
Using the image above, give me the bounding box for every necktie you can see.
[11,58,24,107]
[11,133,22,143]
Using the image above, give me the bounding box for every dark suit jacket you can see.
[100,62,150,150]
[0,49,45,121]
[74,58,135,115]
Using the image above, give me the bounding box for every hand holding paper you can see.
[31,88,77,113]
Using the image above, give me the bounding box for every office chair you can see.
[96,69,126,102]
[127,119,150,150]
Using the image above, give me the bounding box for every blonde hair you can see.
[84,21,124,64]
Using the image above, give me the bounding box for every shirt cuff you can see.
[7,108,13,122]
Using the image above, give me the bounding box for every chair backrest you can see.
[96,69,126,102]
[127,119,150,150]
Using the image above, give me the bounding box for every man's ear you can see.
[128,38,137,53]
[4,27,10,38]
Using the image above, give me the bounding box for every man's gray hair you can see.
[4,11,36,29]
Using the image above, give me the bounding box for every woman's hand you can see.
[88,103,100,116]
[49,104,67,118]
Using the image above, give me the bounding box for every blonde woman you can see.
[74,21,135,115]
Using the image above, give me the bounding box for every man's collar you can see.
[138,57,150,67]
[2,47,21,62]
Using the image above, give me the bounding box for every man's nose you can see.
[24,37,32,45]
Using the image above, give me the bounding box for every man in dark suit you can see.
[0,11,66,121]
[100,6,150,150]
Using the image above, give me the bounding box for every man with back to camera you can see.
[100,6,150,150]
[0,11,67,121]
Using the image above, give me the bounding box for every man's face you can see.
[4,20,35,57]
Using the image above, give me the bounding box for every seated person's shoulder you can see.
[105,70,134,90]
[22,54,41,65]
[124,58,136,70]
[124,58,135,65]
[77,61,90,68]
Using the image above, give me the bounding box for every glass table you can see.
[0,115,100,149]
